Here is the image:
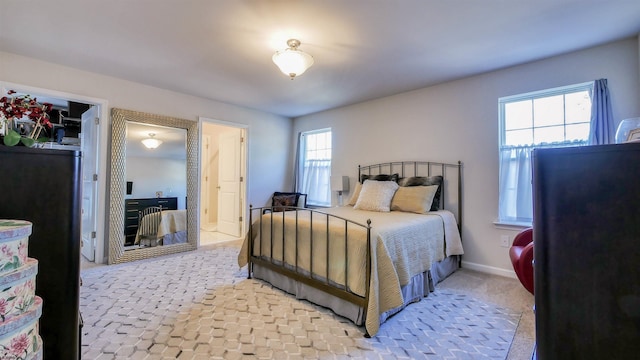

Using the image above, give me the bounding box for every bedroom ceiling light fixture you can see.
[272,39,314,80]
[141,133,163,149]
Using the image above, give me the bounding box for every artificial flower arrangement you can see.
[0,90,53,147]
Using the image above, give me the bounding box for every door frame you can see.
[200,134,212,228]
[0,81,109,263]
[198,117,249,243]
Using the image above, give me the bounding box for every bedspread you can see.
[156,210,187,238]
[238,207,463,336]
[135,209,187,244]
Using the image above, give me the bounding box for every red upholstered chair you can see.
[509,228,534,294]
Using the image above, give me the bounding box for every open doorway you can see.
[0,82,108,264]
[199,119,247,246]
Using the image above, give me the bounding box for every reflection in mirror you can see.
[109,109,197,264]
[124,122,187,250]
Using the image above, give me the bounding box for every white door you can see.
[217,129,241,237]
[80,106,99,261]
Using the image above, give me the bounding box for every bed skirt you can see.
[161,230,187,245]
[252,255,460,330]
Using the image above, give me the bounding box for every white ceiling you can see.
[1,1,639,118]
[126,122,186,159]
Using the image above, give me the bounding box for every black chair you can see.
[265,192,307,213]
[136,206,163,247]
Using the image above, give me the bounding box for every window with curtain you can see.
[298,128,332,206]
[498,82,593,225]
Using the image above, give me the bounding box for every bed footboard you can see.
[247,206,372,321]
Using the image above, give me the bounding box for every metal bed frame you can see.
[246,160,462,335]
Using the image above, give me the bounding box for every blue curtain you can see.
[588,79,615,145]
[292,132,302,192]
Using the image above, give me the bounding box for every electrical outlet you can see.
[500,235,510,248]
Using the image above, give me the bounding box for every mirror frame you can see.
[108,108,198,264]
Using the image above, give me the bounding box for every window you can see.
[297,128,332,206]
[498,82,593,225]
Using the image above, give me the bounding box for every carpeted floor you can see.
[80,242,533,359]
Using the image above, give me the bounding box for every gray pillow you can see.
[360,173,399,184]
[397,176,443,211]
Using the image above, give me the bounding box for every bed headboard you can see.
[358,161,463,230]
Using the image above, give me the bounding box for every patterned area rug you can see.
[80,246,521,359]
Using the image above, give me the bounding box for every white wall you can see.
[126,157,187,209]
[293,37,640,276]
[0,50,293,257]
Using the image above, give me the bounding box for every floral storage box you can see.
[0,220,31,277]
[0,259,38,324]
[0,220,42,360]
[0,297,42,360]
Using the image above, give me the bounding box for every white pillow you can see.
[354,180,399,212]
[347,181,362,206]
[391,185,439,213]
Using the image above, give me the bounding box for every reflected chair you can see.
[137,206,163,247]
[509,227,534,294]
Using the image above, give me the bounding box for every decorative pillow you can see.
[360,173,399,184]
[391,185,439,214]
[397,175,443,211]
[354,180,399,212]
[272,192,300,212]
[347,181,362,206]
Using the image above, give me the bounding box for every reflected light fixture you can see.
[272,39,314,80]
[141,133,163,149]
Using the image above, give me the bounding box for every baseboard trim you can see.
[461,260,517,279]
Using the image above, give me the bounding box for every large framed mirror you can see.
[108,108,198,264]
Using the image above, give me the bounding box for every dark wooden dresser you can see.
[533,142,640,359]
[124,197,178,245]
[0,146,81,360]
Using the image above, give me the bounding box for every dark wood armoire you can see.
[533,142,640,359]
[0,145,81,360]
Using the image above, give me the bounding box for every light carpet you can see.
[80,246,521,359]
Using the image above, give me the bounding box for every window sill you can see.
[307,205,330,209]
[493,220,532,230]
